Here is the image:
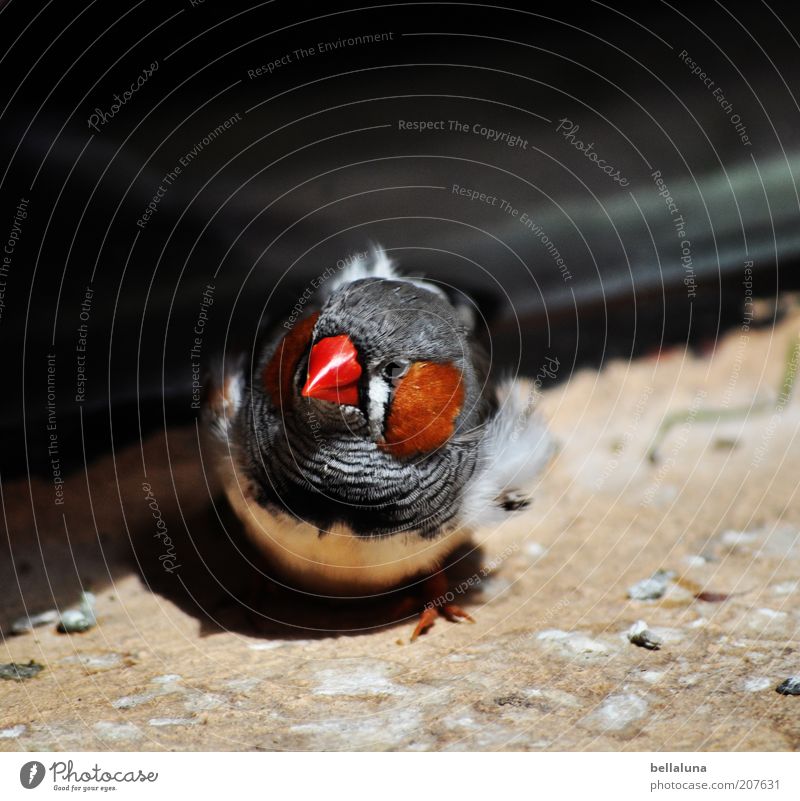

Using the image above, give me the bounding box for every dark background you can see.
[1,0,799,480]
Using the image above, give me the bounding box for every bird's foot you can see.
[407,572,476,641]
[410,601,475,641]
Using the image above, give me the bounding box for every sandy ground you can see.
[1,305,799,751]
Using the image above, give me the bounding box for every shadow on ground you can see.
[1,429,485,641]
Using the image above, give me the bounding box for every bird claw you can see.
[441,604,475,624]
[410,606,439,641]
[410,602,475,641]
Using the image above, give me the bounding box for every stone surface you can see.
[1,306,799,751]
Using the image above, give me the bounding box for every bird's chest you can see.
[218,452,471,594]
[256,422,465,536]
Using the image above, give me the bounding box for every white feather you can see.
[326,246,446,299]
[459,378,554,528]
[204,360,244,440]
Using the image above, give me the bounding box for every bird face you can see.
[263,278,475,460]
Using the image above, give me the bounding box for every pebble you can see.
[720,529,758,549]
[720,524,799,557]
[57,592,97,633]
[312,661,404,697]
[776,676,800,696]
[746,608,791,635]
[0,661,44,681]
[248,640,315,651]
[148,717,197,727]
[639,670,665,684]
[527,687,581,708]
[477,576,512,601]
[0,724,26,738]
[742,677,772,692]
[537,629,610,656]
[756,524,800,558]
[183,692,227,712]
[112,675,183,709]
[755,607,788,620]
[683,554,710,568]
[745,651,768,663]
[224,677,262,692]
[152,674,182,685]
[58,610,94,633]
[524,542,547,561]
[582,692,649,732]
[291,708,422,750]
[10,609,59,635]
[113,693,157,710]
[627,620,662,650]
[643,484,679,506]
[61,653,124,672]
[627,570,675,601]
[93,721,142,742]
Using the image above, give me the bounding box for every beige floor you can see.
[2,304,799,751]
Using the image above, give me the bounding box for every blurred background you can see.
[1,0,798,478]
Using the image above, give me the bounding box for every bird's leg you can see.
[410,571,475,641]
[410,606,440,641]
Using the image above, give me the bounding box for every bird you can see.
[204,249,553,639]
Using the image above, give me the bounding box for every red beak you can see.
[301,334,362,406]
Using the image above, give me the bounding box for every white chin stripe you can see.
[368,375,390,433]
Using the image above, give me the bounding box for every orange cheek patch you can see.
[381,362,464,458]
[262,312,319,410]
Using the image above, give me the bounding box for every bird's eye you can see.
[383,360,410,383]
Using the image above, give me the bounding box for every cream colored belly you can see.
[219,456,472,595]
